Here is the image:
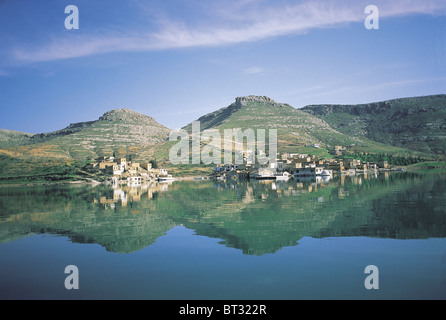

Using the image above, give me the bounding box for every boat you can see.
[158,175,176,182]
[254,171,276,180]
[275,171,290,181]
[157,168,176,182]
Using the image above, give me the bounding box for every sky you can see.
[0,0,445,133]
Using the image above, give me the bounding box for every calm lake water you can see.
[1,170,446,300]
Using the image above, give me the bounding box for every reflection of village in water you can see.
[94,180,175,209]
[94,170,392,210]
[1,168,443,256]
[214,171,386,202]
[92,149,405,210]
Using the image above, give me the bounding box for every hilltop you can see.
[0,108,171,160]
[0,94,444,183]
[179,95,412,159]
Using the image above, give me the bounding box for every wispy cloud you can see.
[8,0,446,64]
[298,76,446,101]
[243,66,265,75]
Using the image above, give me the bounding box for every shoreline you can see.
[0,179,102,188]
[0,175,212,188]
[1,163,445,188]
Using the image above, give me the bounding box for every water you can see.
[1,170,446,300]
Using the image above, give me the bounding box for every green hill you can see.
[301,94,446,154]
[0,108,171,160]
[0,95,444,182]
[177,95,410,162]
[0,129,35,148]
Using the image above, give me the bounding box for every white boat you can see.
[158,175,176,182]
[157,168,176,182]
[251,167,276,180]
[275,171,290,180]
[255,173,276,180]
[254,171,276,180]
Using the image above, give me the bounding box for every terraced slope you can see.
[301,95,446,154]
[180,95,409,158]
[0,109,171,160]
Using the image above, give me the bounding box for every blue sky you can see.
[0,0,445,133]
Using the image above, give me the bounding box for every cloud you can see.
[8,0,446,64]
[243,66,265,74]
[298,76,446,101]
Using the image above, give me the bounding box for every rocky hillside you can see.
[181,95,408,157]
[0,108,171,160]
[301,95,446,154]
[1,94,444,169]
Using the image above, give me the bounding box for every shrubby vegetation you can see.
[348,152,425,166]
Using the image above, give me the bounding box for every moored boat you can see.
[275,171,290,180]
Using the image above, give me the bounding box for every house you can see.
[325,160,344,172]
[130,162,140,168]
[99,162,117,170]
[127,162,139,175]
[277,161,286,172]
[333,146,346,156]
[294,166,324,176]
[118,158,127,170]
[127,167,138,175]
[140,162,153,171]
[344,159,361,169]
[367,162,378,170]
[112,164,122,176]
[127,176,142,186]
[378,161,390,169]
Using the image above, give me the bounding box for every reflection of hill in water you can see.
[0,183,177,253]
[0,171,445,255]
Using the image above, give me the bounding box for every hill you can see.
[0,95,444,182]
[0,129,35,148]
[0,108,171,160]
[176,95,411,163]
[300,95,446,154]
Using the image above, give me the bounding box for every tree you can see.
[149,159,158,169]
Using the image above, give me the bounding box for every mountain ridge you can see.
[179,95,418,159]
[0,94,445,164]
[0,108,171,160]
[301,94,446,154]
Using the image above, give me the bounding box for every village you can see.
[88,156,176,186]
[87,143,404,187]
[212,145,400,181]
[81,146,409,211]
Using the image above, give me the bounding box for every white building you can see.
[294,167,324,176]
[127,176,142,186]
